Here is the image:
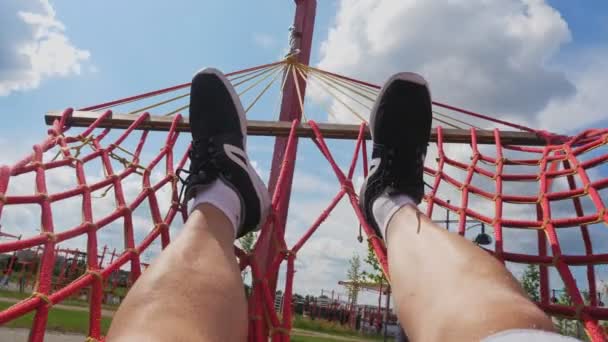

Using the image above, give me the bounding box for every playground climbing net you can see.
[0,60,607,342]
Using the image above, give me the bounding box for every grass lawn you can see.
[293,316,385,341]
[0,301,387,341]
[291,335,349,342]
[0,301,112,335]
[0,288,120,311]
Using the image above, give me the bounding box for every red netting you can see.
[1,63,607,342]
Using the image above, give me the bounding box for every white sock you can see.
[372,192,416,239]
[189,179,242,237]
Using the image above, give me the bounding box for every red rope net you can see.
[0,64,607,342]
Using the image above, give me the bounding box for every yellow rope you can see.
[232,64,283,89]
[290,64,308,122]
[431,116,462,130]
[244,64,286,113]
[158,65,284,117]
[305,66,374,111]
[31,291,52,306]
[318,70,380,99]
[229,62,284,84]
[292,65,343,122]
[296,65,367,123]
[128,92,190,115]
[272,64,292,121]
[163,103,189,117]
[433,110,480,129]
[305,65,377,105]
[305,63,482,129]
[305,64,380,96]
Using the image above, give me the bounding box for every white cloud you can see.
[301,0,608,304]
[314,0,584,127]
[279,132,608,301]
[320,0,573,117]
[535,50,608,132]
[0,0,91,96]
[252,32,277,49]
[0,136,177,275]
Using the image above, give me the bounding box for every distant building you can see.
[274,291,283,313]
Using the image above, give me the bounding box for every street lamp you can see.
[551,289,560,303]
[468,223,492,246]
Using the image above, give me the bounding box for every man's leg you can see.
[386,205,554,341]
[107,68,270,342]
[106,204,247,341]
[359,73,560,342]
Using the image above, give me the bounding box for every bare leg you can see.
[106,204,247,342]
[386,205,554,342]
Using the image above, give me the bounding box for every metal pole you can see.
[249,1,316,340]
[384,286,391,342]
[446,200,451,230]
[256,0,316,292]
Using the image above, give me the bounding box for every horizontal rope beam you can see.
[45,110,548,145]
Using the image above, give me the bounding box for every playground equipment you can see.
[0,228,21,287]
[53,248,86,290]
[0,1,607,341]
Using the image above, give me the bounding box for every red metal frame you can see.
[0,2,607,339]
[252,0,317,340]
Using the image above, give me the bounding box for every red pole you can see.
[98,245,108,269]
[250,1,316,341]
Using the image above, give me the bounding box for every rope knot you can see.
[42,232,57,242]
[341,179,354,193]
[31,291,52,307]
[87,269,103,282]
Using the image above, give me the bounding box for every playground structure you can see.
[337,281,396,335]
[0,245,127,301]
[52,248,86,291]
[0,1,607,341]
[0,228,21,287]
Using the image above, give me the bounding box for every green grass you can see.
[0,288,29,300]
[0,299,386,341]
[0,301,112,335]
[293,316,386,341]
[291,335,347,342]
[0,288,120,311]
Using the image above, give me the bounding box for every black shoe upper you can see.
[360,74,432,237]
[182,71,246,203]
[189,72,245,147]
[179,69,268,237]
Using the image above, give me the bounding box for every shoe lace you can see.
[176,137,227,204]
[379,144,427,193]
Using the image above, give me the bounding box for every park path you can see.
[0,297,115,317]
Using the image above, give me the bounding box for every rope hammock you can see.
[0,59,607,342]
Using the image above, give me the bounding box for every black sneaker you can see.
[180,68,270,238]
[359,72,432,238]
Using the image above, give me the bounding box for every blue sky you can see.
[2,0,607,147]
[1,0,608,304]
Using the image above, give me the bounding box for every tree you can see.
[518,266,584,339]
[346,254,363,307]
[239,232,257,280]
[520,264,540,302]
[554,289,581,338]
[239,232,256,254]
[362,241,386,285]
